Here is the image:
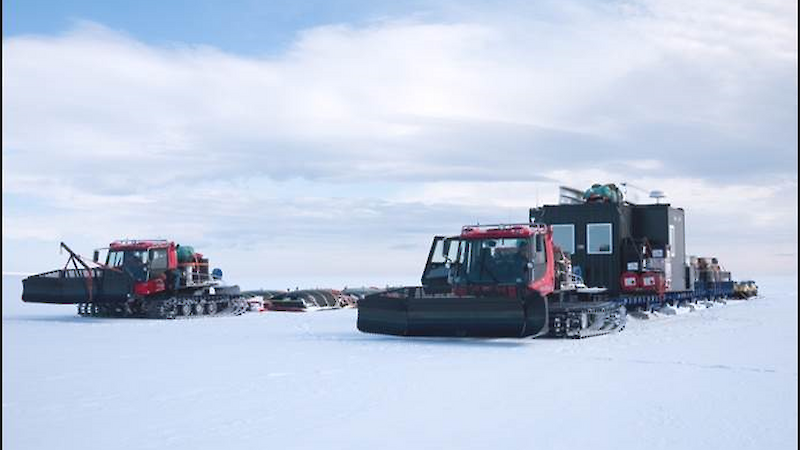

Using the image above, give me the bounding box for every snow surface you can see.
[3,275,797,450]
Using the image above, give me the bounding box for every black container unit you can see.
[631,204,686,291]
[529,202,686,294]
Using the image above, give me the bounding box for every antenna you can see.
[649,190,666,204]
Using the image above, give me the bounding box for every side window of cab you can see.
[149,249,169,278]
[534,235,546,264]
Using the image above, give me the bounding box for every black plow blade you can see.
[357,287,548,338]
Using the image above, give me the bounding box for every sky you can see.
[2,0,797,288]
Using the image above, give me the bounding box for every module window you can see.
[587,223,613,254]
[551,224,575,254]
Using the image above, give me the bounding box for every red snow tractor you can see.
[357,223,626,338]
[21,240,246,319]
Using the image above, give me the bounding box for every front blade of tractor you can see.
[357,287,548,338]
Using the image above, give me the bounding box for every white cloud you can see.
[2,0,797,283]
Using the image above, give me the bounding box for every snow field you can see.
[3,276,797,450]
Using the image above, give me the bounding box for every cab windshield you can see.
[106,249,152,281]
[107,250,149,267]
[454,238,531,285]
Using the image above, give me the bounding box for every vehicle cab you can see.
[422,224,555,297]
[97,240,178,295]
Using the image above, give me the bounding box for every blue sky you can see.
[3,0,454,53]
[2,0,797,287]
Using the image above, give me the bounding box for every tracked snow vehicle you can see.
[21,241,247,319]
[357,224,626,338]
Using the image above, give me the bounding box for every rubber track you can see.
[147,295,249,319]
[548,301,627,338]
[77,294,248,319]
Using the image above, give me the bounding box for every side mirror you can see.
[93,250,100,263]
[526,262,534,270]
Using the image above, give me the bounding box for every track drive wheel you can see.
[180,303,192,316]
[162,301,177,319]
[206,302,217,315]
[193,301,205,316]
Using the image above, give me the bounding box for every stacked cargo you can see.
[689,256,734,300]
[690,257,731,283]
[175,244,212,286]
[582,183,624,203]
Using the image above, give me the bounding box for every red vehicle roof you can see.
[460,224,548,239]
[109,240,173,250]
